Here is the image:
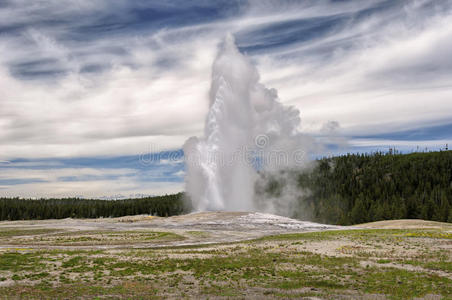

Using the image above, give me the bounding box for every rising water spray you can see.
[184,34,316,213]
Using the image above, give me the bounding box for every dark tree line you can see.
[0,193,188,221]
[1,151,451,224]
[292,150,452,225]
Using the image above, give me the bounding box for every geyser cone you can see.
[184,34,313,213]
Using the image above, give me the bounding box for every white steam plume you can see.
[184,34,317,213]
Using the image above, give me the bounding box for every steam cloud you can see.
[184,34,317,213]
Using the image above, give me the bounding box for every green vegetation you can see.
[0,229,185,246]
[260,150,452,225]
[26,230,184,246]
[0,193,188,221]
[0,228,450,299]
[0,228,60,237]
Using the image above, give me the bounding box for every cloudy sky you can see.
[1,0,451,198]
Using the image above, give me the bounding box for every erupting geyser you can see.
[184,34,314,212]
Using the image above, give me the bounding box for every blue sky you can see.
[0,0,451,198]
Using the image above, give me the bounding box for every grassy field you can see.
[0,221,451,299]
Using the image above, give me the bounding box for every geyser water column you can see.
[184,34,311,212]
[184,34,256,211]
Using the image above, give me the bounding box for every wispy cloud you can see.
[0,152,184,197]
[0,0,451,196]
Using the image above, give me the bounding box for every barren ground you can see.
[0,212,450,299]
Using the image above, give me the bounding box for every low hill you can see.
[357,219,452,230]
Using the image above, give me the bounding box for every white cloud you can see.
[0,179,183,199]
[0,0,451,162]
[253,4,452,135]
[0,167,135,181]
[0,166,184,198]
